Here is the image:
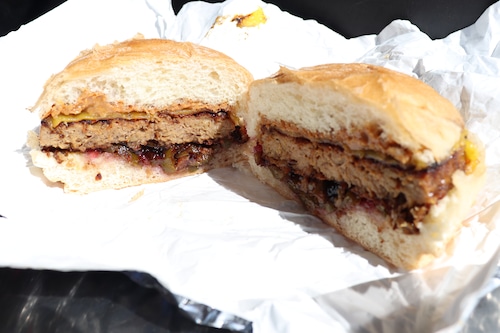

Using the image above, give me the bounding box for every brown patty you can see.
[39,111,239,152]
[259,116,414,166]
[258,126,466,209]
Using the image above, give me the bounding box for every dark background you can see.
[1,0,498,38]
[0,0,65,36]
[171,0,498,39]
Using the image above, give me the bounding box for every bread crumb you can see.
[129,188,145,203]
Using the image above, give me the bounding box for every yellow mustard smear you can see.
[50,111,149,128]
[455,130,481,174]
[232,7,267,28]
[464,136,480,174]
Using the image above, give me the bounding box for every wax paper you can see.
[1,0,500,332]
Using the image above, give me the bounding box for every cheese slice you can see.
[233,7,267,28]
[50,111,149,128]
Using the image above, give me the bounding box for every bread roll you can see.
[30,37,253,193]
[242,63,485,269]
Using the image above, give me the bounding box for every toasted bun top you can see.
[246,63,465,166]
[32,37,254,119]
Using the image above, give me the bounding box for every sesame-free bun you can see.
[245,64,464,167]
[29,37,253,194]
[32,37,253,120]
[241,63,486,269]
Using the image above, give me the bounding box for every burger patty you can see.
[256,126,466,232]
[47,141,225,175]
[259,116,415,166]
[39,111,243,152]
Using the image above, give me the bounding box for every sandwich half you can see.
[29,38,253,193]
[242,63,485,269]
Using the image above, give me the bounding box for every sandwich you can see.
[242,63,485,269]
[29,38,485,269]
[29,38,253,193]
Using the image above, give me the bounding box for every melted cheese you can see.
[351,149,400,166]
[50,111,149,128]
[455,130,481,174]
[464,137,480,174]
[233,7,267,28]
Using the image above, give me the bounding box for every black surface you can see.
[172,0,498,39]
[0,268,235,333]
[0,267,497,332]
[2,0,497,38]
[0,0,67,36]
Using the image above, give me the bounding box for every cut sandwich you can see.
[29,38,253,193]
[242,63,485,269]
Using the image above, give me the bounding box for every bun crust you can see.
[242,63,486,269]
[32,37,253,120]
[30,42,486,270]
[246,64,464,166]
[30,38,253,194]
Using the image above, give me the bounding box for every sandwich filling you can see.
[38,96,248,174]
[254,121,477,235]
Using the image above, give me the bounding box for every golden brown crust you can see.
[55,38,247,81]
[32,37,254,120]
[248,64,465,166]
[29,37,254,194]
[274,64,463,128]
[242,64,486,269]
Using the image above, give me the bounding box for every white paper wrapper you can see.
[1,0,500,332]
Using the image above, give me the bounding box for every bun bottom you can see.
[29,130,485,269]
[29,132,245,194]
[239,147,486,270]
